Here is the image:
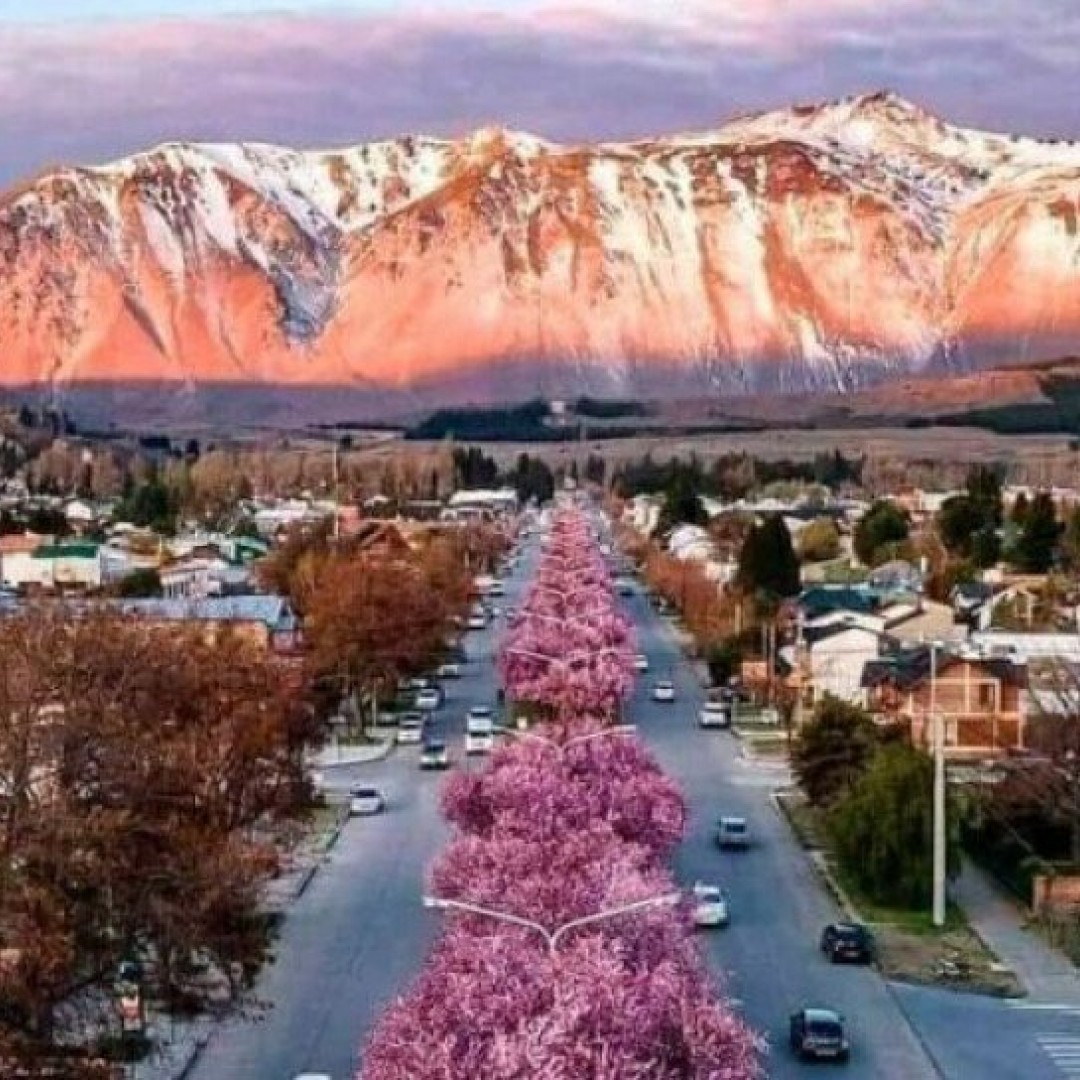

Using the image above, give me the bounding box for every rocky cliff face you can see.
[4,91,1080,408]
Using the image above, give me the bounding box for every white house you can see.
[804,623,886,706]
[3,542,102,590]
[160,557,250,599]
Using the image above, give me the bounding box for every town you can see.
[0,422,1074,1077]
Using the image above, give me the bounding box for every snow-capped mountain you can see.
[4,90,1080,411]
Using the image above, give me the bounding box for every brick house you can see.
[862,646,1027,758]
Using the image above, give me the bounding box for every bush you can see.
[829,743,957,909]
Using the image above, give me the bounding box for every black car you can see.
[789,1007,850,1063]
[820,922,874,965]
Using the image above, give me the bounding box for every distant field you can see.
[405,426,1078,468]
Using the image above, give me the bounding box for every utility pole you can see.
[931,640,947,927]
[332,441,341,541]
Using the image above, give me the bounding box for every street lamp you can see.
[929,640,947,928]
[422,893,681,956]
[494,723,637,755]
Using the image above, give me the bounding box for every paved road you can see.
[622,587,939,1079]
[190,561,531,1080]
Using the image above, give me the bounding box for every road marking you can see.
[1008,1002,1080,1016]
[1037,1035,1080,1077]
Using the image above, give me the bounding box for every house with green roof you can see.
[2,542,103,591]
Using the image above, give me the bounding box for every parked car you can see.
[416,687,443,712]
[615,578,634,596]
[652,680,676,702]
[634,653,650,673]
[466,614,488,631]
[789,1007,850,1063]
[420,741,451,770]
[348,786,385,816]
[397,716,424,745]
[691,882,730,928]
[716,816,751,850]
[437,661,462,679]
[820,922,874,965]
[698,700,731,729]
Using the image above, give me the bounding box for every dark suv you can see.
[820,922,874,965]
[789,1007,850,1063]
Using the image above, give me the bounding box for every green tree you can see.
[1014,491,1062,573]
[658,471,708,533]
[705,640,742,687]
[113,568,162,597]
[965,464,1003,529]
[854,500,910,567]
[829,743,958,909]
[936,495,981,558]
[796,517,841,563]
[1010,491,1031,527]
[736,514,800,599]
[792,696,879,807]
[1062,506,1080,573]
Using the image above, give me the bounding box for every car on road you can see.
[698,699,731,729]
[348,786,385,816]
[420,741,451,770]
[437,661,462,679]
[789,1007,850,1063]
[465,706,496,754]
[652,680,676,702]
[716,815,751,850]
[820,922,875,965]
[633,653,649,673]
[615,578,634,596]
[466,614,487,631]
[415,687,443,712]
[690,882,730,928]
[397,716,424,744]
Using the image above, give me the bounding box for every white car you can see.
[437,662,462,679]
[652,680,676,703]
[634,653,650,673]
[397,717,424,744]
[466,614,487,631]
[691,882,730,928]
[698,700,730,729]
[415,687,442,712]
[420,741,451,770]
[348,786,385,816]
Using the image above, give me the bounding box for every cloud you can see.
[1,1,1080,186]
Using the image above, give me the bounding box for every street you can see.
[191,534,1069,1079]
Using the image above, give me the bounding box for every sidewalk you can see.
[308,738,394,769]
[954,858,1080,1003]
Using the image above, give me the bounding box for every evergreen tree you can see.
[736,514,800,599]
[1015,491,1062,573]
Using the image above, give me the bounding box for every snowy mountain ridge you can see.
[4,91,1080,407]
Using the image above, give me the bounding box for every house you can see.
[967,631,1080,664]
[117,595,301,653]
[159,556,251,599]
[444,488,519,519]
[803,623,888,707]
[3,542,102,591]
[863,646,1027,758]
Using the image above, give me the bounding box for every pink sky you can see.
[3,1,1080,183]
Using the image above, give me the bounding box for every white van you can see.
[465,706,495,754]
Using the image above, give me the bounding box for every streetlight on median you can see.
[494,723,637,756]
[421,893,682,957]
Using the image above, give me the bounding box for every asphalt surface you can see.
[192,525,1069,1079]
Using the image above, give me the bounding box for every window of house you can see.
[977,682,996,710]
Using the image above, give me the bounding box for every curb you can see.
[769,790,858,921]
[311,739,395,769]
[170,1030,211,1080]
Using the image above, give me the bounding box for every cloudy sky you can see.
[3,0,1080,185]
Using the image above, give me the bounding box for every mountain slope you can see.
[4,91,1080,409]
